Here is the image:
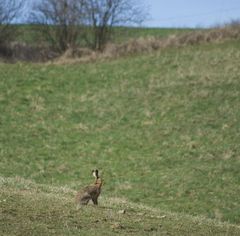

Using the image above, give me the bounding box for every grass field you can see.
[0,38,240,234]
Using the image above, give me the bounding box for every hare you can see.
[75,169,103,207]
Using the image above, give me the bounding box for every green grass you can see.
[0,39,240,232]
[1,177,239,235]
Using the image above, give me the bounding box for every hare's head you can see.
[92,169,103,186]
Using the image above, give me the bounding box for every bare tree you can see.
[30,0,148,51]
[84,0,147,50]
[31,0,86,51]
[0,0,25,44]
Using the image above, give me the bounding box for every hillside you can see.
[0,38,240,234]
[1,177,240,235]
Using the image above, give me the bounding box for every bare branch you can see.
[30,0,86,51]
[28,0,148,51]
[0,0,25,44]
[84,0,148,50]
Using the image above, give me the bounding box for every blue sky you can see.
[22,0,240,28]
[145,0,240,28]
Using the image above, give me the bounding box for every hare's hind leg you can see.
[80,195,91,205]
[76,192,91,209]
[92,197,98,205]
[76,198,90,210]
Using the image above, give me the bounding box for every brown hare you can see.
[75,169,103,207]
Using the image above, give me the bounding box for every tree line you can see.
[0,0,147,52]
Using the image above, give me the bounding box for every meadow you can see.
[0,33,240,234]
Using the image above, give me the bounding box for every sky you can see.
[22,0,240,28]
[145,0,240,28]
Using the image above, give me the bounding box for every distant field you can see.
[111,27,195,43]
[16,24,194,46]
[0,39,240,228]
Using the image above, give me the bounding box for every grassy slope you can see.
[0,40,240,229]
[1,177,240,236]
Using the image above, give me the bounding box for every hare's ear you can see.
[92,169,99,178]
